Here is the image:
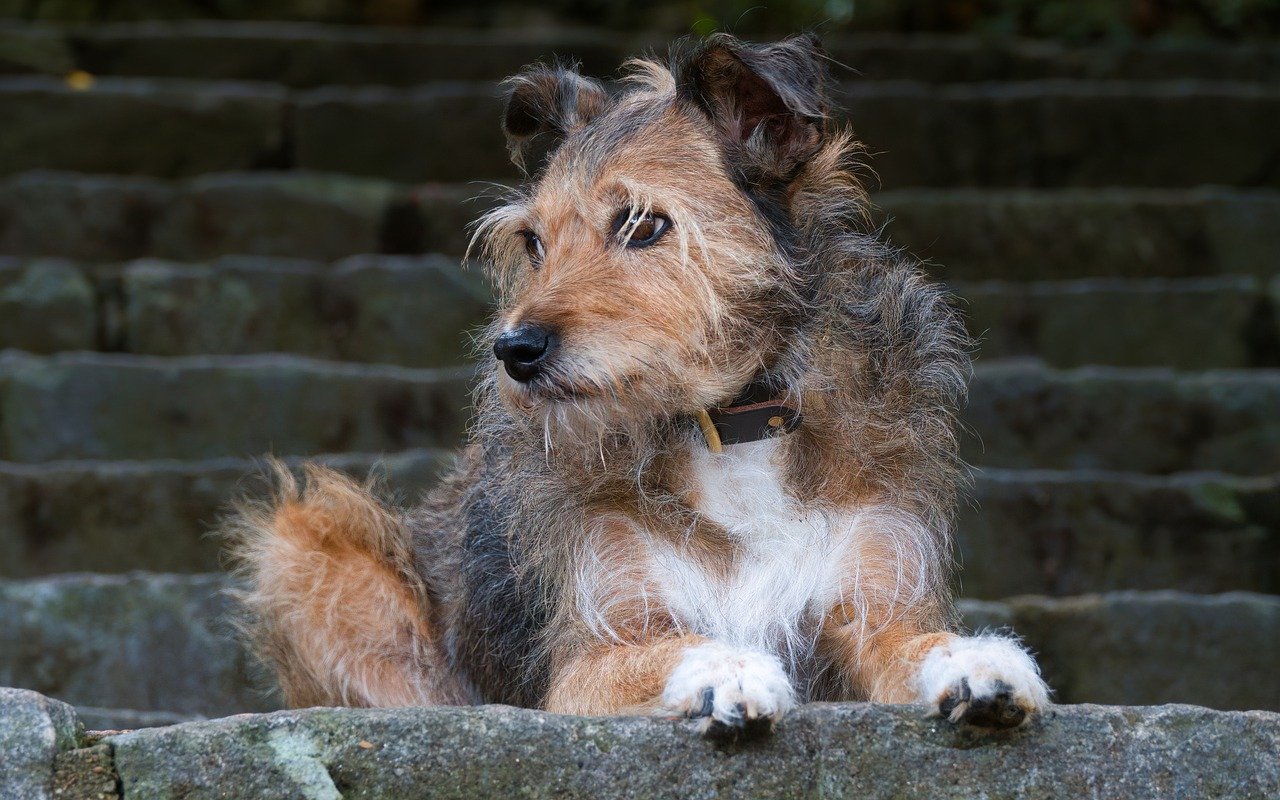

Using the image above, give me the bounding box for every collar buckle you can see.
[697,379,803,452]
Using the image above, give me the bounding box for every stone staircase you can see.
[1,14,1279,742]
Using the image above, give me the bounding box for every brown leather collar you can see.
[696,379,803,453]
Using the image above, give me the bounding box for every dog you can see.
[224,32,1050,734]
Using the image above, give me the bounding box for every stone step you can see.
[36,704,1280,800]
[3,76,1279,187]
[6,173,1278,280]
[5,22,1279,86]
[0,450,453,577]
[1,354,1275,473]
[0,171,483,262]
[879,187,1280,282]
[0,76,288,179]
[0,351,472,462]
[0,573,277,718]
[962,592,1280,711]
[961,468,1280,599]
[964,362,1280,474]
[3,0,1277,40]
[8,693,1278,800]
[1,573,1276,716]
[1,451,1276,598]
[4,257,1275,369]
[0,255,493,367]
[959,277,1278,369]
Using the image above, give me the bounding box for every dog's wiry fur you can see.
[225,33,1049,731]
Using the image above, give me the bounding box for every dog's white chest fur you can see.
[649,439,854,658]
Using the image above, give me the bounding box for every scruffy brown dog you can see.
[226,33,1050,733]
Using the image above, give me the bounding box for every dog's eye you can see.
[520,230,545,267]
[613,209,671,249]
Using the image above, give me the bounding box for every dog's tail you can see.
[220,460,470,708]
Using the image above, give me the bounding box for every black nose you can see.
[493,324,555,382]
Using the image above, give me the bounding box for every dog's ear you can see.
[677,33,829,182]
[501,64,609,174]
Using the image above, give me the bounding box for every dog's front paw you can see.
[661,642,795,736]
[918,635,1050,729]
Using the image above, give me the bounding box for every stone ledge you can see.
[1,455,1277,595]
[0,351,474,462]
[7,696,1279,800]
[0,353,1276,470]
[4,256,1277,370]
[3,77,1280,186]
[6,23,1279,86]
[2,574,1277,717]
[5,173,1277,278]
[0,687,80,800]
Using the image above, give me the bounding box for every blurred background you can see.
[0,0,1277,730]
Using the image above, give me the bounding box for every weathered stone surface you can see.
[0,352,472,461]
[0,76,286,178]
[0,687,80,800]
[844,80,1280,188]
[148,172,396,261]
[2,452,1276,598]
[387,182,501,256]
[3,573,1276,716]
[0,449,450,576]
[7,0,1277,37]
[288,80,1280,186]
[3,355,1273,468]
[959,469,1280,598]
[100,703,1280,800]
[50,742,117,800]
[956,277,1268,368]
[0,22,73,74]
[1270,275,1280,349]
[827,0,1280,40]
[27,23,1277,85]
[4,254,1272,370]
[76,707,201,731]
[0,171,171,261]
[121,255,490,365]
[879,187,1280,281]
[960,592,1280,710]
[0,259,97,353]
[826,34,1280,83]
[964,362,1280,474]
[70,22,641,86]
[119,256,336,358]
[12,0,379,24]
[294,82,512,182]
[0,573,276,716]
[7,173,1277,278]
[0,171,492,261]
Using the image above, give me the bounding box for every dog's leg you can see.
[824,618,1050,728]
[223,462,471,708]
[545,636,795,733]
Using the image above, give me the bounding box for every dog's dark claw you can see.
[720,702,746,727]
[688,686,715,719]
[686,690,775,740]
[938,677,971,719]
[942,679,1028,729]
[962,681,1025,728]
[705,712,773,741]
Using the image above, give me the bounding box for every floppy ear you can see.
[501,64,609,173]
[677,33,829,182]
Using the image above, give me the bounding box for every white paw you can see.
[918,634,1051,728]
[661,642,795,734]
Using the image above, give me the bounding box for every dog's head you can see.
[474,34,843,432]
